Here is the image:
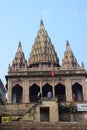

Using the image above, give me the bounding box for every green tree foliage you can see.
[67,102,77,114]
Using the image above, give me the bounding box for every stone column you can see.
[23,80,29,103]
[7,79,12,103]
[82,77,87,101]
[52,79,55,97]
[40,80,42,95]
[65,77,72,102]
[28,81,30,103]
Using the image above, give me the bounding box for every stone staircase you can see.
[0,121,87,130]
[28,101,41,114]
[0,103,36,116]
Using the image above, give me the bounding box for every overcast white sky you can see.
[0,0,87,85]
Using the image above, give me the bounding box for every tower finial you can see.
[40,19,44,26]
[19,41,21,45]
[82,62,84,68]
[17,41,22,52]
[66,40,69,45]
[66,40,71,51]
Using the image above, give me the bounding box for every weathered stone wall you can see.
[59,112,87,122]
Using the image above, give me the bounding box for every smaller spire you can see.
[62,41,79,68]
[10,42,27,71]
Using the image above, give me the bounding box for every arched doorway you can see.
[72,82,83,101]
[29,84,40,102]
[55,83,66,101]
[12,84,23,103]
[42,83,53,97]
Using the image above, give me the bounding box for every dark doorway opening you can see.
[55,83,66,101]
[42,83,53,97]
[29,84,40,102]
[40,107,49,121]
[12,84,23,104]
[72,83,83,101]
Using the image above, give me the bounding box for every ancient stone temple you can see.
[5,20,87,122]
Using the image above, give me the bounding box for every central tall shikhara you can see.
[5,21,87,121]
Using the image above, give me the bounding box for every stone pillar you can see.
[23,80,29,103]
[40,80,42,95]
[7,79,12,103]
[28,81,30,103]
[82,77,87,101]
[65,77,72,102]
[52,79,55,97]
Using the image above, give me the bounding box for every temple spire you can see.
[28,20,59,67]
[62,41,79,69]
[9,42,27,71]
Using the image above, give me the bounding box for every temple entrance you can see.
[40,107,49,121]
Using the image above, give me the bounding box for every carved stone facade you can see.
[5,20,87,121]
